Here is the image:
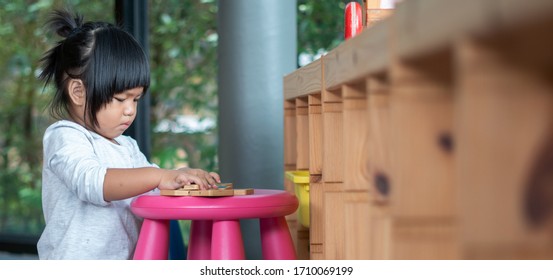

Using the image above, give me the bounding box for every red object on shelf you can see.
[344,2,363,40]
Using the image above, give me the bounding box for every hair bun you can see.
[67,26,82,37]
[46,9,84,38]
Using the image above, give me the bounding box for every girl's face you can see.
[94,87,144,142]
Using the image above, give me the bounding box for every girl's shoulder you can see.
[43,120,96,151]
[46,119,85,130]
[45,120,91,137]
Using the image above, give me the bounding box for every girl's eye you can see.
[114,97,125,102]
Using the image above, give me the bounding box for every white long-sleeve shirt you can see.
[37,120,156,259]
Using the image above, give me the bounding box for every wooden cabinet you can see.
[283,0,553,259]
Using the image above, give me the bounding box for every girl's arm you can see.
[103,167,221,201]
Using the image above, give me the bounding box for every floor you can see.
[0,251,38,260]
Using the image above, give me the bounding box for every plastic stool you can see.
[131,189,298,260]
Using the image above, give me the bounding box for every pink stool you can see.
[131,189,298,260]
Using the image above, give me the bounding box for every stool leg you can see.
[211,220,245,260]
[260,217,297,260]
[187,220,213,260]
[133,219,170,260]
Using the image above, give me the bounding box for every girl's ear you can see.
[68,79,86,106]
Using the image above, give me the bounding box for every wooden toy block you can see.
[232,188,254,195]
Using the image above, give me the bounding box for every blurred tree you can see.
[297,0,360,66]
[148,0,218,172]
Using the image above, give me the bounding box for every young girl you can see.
[37,10,220,259]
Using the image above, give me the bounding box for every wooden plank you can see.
[309,94,323,176]
[323,46,342,93]
[296,226,310,260]
[323,190,345,259]
[367,75,392,203]
[342,83,370,192]
[455,37,553,259]
[498,0,553,31]
[284,100,297,169]
[296,97,310,170]
[344,191,372,259]
[310,244,324,260]
[322,100,344,183]
[323,20,391,90]
[394,0,491,60]
[283,71,299,100]
[312,182,342,259]
[369,203,392,259]
[297,58,322,97]
[322,188,370,260]
[309,182,324,256]
[389,51,455,219]
[394,0,553,61]
[391,218,460,259]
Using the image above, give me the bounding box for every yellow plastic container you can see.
[285,170,310,228]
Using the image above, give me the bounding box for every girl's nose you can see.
[124,103,135,116]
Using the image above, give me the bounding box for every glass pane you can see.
[148,0,219,172]
[0,0,115,254]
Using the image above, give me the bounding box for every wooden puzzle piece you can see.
[160,183,253,197]
[179,183,233,191]
[233,188,254,195]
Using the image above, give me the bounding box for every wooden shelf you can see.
[283,0,553,259]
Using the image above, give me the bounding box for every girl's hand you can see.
[178,168,221,189]
[158,168,221,190]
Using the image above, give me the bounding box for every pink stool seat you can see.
[131,189,298,260]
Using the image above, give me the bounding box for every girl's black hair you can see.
[39,9,150,127]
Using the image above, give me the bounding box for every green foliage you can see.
[297,0,362,65]
[148,0,219,172]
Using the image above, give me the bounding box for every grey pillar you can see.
[218,0,297,259]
